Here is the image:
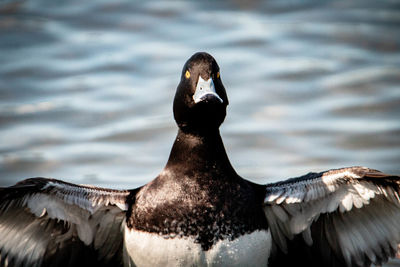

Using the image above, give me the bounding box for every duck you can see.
[1,52,400,267]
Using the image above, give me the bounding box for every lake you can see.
[1,0,399,189]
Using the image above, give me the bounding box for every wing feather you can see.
[264,166,400,267]
[0,177,134,267]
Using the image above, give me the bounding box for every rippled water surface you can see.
[1,0,399,188]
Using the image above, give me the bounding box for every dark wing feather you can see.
[0,178,135,267]
[264,166,400,267]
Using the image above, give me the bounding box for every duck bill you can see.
[193,76,223,104]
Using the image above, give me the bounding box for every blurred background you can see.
[0,0,399,188]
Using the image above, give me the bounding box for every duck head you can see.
[173,52,229,133]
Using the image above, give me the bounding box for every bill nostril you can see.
[193,76,223,104]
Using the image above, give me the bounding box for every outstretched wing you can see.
[0,178,134,267]
[264,166,400,267]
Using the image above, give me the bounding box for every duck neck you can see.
[164,128,237,179]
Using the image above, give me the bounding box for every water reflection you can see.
[0,0,399,189]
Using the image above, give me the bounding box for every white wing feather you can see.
[0,178,132,266]
[264,167,400,266]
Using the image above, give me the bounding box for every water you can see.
[1,0,400,189]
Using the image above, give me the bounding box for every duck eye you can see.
[217,72,220,79]
[185,70,190,79]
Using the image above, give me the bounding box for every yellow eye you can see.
[185,70,190,79]
[217,72,220,78]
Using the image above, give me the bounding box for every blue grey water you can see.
[0,0,399,190]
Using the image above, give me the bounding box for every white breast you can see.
[123,228,272,267]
